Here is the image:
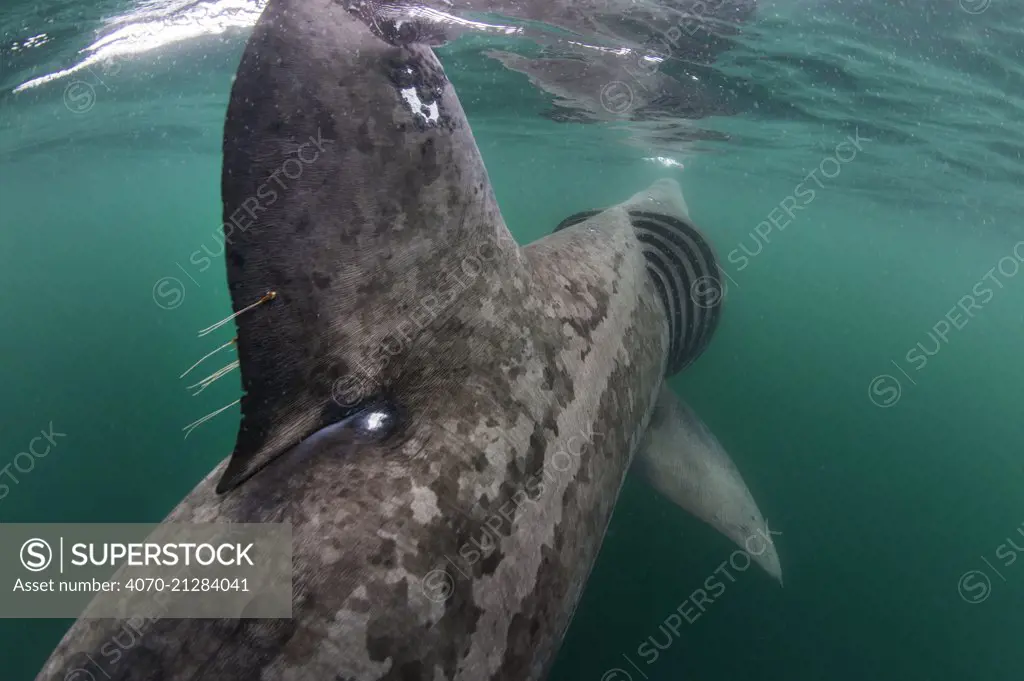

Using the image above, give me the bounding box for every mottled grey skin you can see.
[37,2,710,681]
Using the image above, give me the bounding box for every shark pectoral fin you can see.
[634,387,783,584]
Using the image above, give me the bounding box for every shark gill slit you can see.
[555,208,722,375]
[629,210,721,374]
[553,209,601,232]
[637,246,683,367]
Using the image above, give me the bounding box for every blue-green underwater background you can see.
[2,0,1024,679]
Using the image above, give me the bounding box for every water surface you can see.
[2,0,1023,679]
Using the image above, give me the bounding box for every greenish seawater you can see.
[2,0,1024,679]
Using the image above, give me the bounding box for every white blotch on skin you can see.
[410,483,440,523]
[400,87,440,125]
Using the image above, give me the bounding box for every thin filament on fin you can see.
[179,337,237,379]
[183,399,240,439]
[187,360,240,396]
[197,291,277,338]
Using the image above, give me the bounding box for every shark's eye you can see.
[251,401,402,482]
[347,402,400,441]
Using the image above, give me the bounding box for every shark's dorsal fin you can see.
[215,0,521,493]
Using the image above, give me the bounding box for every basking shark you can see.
[37,1,778,680]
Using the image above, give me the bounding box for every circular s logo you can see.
[959,0,990,14]
[690,275,725,309]
[599,81,634,116]
[20,538,53,572]
[957,570,991,604]
[152,277,185,310]
[868,374,901,408]
[63,667,99,681]
[420,569,455,603]
[63,81,96,114]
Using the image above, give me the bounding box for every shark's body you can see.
[37,2,777,680]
